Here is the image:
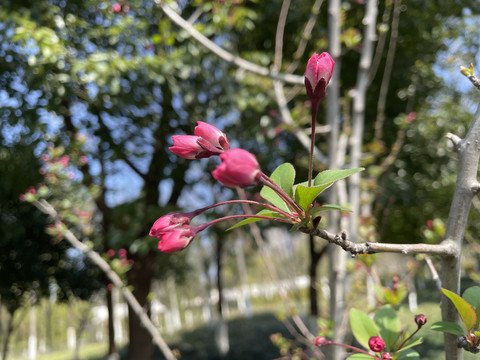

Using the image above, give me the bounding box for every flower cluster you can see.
[149,121,308,252]
[149,52,346,253]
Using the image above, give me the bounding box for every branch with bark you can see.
[31,199,177,360]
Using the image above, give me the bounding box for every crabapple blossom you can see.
[212,149,261,188]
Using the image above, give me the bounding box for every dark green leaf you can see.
[431,321,465,336]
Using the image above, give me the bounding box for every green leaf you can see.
[442,288,477,331]
[314,168,364,186]
[462,286,480,309]
[463,286,480,327]
[226,209,285,230]
[289,218,310,232]
[260,163,295,213]
[397,337,423,353]
[374,305,401,349]
[294,184,330,212]
[346,355,373,360]
[350,308,379,350]
[397,349,420,360]
[309,204,352,218]
[431,321,465,336]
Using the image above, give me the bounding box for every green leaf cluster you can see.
[349,306,422,359]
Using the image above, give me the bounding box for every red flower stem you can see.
[308,101,319,187]
[195,214,296,232]
[192,199,294,220]
[397,327,420,350]
[259,173,305,216]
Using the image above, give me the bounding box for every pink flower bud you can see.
[169,135,205,159]
[368,336,386,353]
[305,52,334,105]
[382,353,393,360]
[118,248,127,259]
[149,212,193,238]
[112,3,121,12]
[415,314,427,327]
[426,219,433,230]
[157,226,196,253]
[194,121,230,151]
[106,249,115,258]
[212,149,261,188]
[314,337,331,347]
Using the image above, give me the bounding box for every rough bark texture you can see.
[442,104,480,360]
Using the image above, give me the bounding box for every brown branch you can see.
[32,200,177,360]
[302,227,459,257]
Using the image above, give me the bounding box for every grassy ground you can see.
[9,309,480,360]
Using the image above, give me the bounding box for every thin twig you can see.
[155,0,303,85]
[32,200,177,360]
[303,227,459,257]
[424,256,442,292]
[286,0,324,74]
[373,0,402,142]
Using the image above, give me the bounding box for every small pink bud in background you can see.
[426,219,433,230]
[382,353,393,360]
[80,155,88,164]
[368,336,385,352]
[392,275,399,283]
[107,249,115,258]
[212,149,261,188]
[112,3,121,12]
[194,121,230,152]
[406,112,417,124]
[27,186,36,195]
[314,337,331,347]
[305,52,334,105]
[415,314,427,327]
[118,248,127,259]
[107,283,114,291]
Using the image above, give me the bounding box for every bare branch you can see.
[303,227,459,257]
[32,200,177,360]
[446,132,462,148]
[472,181,480,195]
[424,256,442,292]
[155,1,303,85]
[286,0,324,74]
[466,74,480,90]
[273,0,291,72]
[373,0,402,141]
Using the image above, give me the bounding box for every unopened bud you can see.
[415,314,427,327]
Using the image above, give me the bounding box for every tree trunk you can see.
[125,251,155,360]
[1,311,15,360]
[106,289,116,355]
